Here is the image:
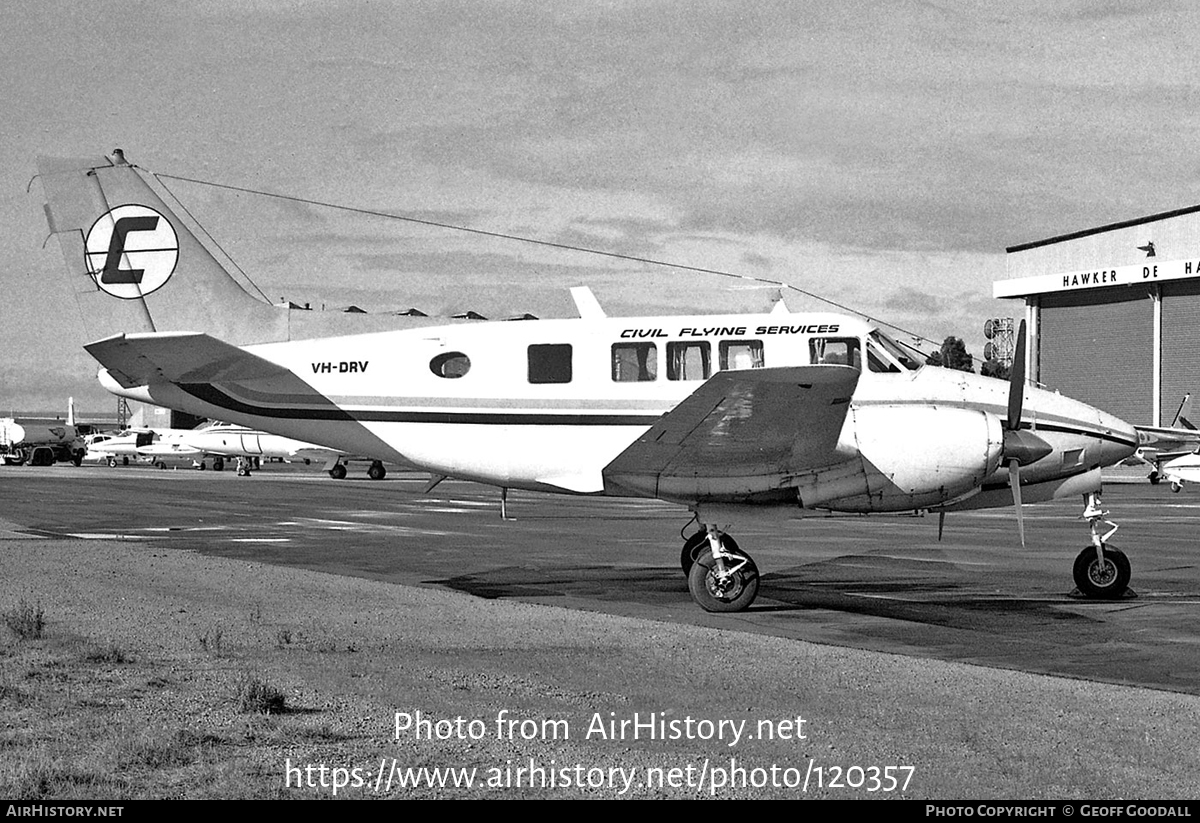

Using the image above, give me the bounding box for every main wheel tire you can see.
[680,531,707,575]
[680,532,740,576]
[213,458,224,471]
[1149,471,1161,485]
[1172,482,1183,493]
[329,464,347,480]
[107,457,117,468]
[1072,545,1131,599]
[368,462,387,480]
[687,543,758,613]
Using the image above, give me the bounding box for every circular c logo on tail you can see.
[84,205,179,299]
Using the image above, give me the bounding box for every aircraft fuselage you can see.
[125,310,1137,514]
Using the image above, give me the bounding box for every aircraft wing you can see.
[85,332,289,388]
[603,365,859,497]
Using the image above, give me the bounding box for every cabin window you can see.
[719,340,764,371]
[612,343,657,382]
[809,337,861,369]
[528,344,573,384]
[430,351,471,379]
[667,341,711,381]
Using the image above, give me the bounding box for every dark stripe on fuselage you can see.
[178,384,663,426]
[1006,421,1139,449]
[177,383,1140,445]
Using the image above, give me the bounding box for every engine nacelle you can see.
[796,405,1005,512]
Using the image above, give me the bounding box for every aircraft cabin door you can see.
[239,434,262,455]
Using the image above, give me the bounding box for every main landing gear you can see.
[680,525,759,613]
[327,461,387,480]
[1072,492,1131,599]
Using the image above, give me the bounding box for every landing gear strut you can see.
[685,525,759,613]
[1072,492,1131,599]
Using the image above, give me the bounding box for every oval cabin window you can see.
[430,352,471,379]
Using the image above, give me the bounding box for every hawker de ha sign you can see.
[994,257,1200,299]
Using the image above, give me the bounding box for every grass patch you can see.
[119,729,226,771]
[197,627,224,654]
[4,601,45,640]
[3,761,130,800]
[234,674,287,714]
[83,641,132,665]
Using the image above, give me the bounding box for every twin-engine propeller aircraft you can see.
[37,150,1141,612]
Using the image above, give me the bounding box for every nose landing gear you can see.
[1072,492,1131,599]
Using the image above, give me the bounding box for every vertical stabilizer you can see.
[1173,393,1196,430]
[38,151,289,347]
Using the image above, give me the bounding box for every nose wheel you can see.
[1072,545,1131,599]
[1072,492,1131,599]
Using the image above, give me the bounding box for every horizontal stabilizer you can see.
[1136,424,1200,448]
[85,332,288,388]
[604,365,859,493]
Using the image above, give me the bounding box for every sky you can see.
[2,0,1199,414]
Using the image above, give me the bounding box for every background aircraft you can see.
[1134,394,1199,487]
[1155,452,1200,493]
[85,421,366,477]
[38,150,1141,612]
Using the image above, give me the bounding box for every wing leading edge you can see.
[603,365,860,501]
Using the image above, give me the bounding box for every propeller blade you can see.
[1007,319,1028,431]
[1008,459,1025,547]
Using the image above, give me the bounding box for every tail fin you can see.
[1171,393,1195,430]
[38,150,288,347]
[67,397,75,427]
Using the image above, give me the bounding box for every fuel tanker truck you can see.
[0,399,86,466]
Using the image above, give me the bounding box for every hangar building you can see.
[995,205,1200,428]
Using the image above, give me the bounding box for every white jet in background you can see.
[86,420,358,477]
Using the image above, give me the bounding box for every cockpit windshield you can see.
[867,330,923,372]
